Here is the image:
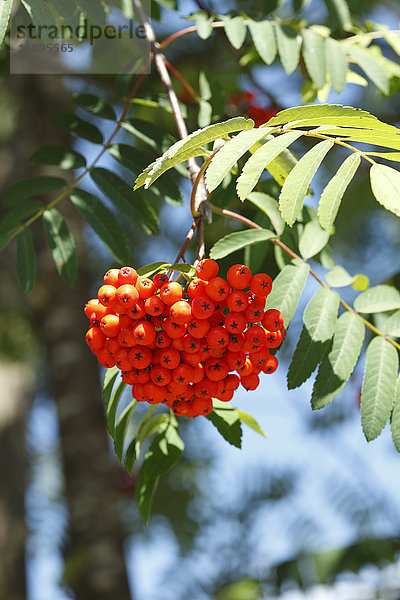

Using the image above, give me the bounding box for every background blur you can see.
[1,0,400,599]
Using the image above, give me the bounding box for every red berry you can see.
[195,258,219,281]
[206,277,230,302]
[227,264,252,289]
[262,309,284,331]
[250,273,272,296]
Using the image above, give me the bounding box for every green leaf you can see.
[370,164,400,218]
[135,470,159,525]
[311,312,365,409]
[103,367,120,408]
[266,261,310,327]
[384,310,400,337]
[246,192,285,236]
[70,189,131,264]
[108,144,182,206]
[361,336,399,442]
[237,131,303,200]
[287,327,329,389]
[353,285,400,314]
[133,412,169,463]
[90,168,159,235]
[3,176,67,208]
[287,287,339,389]
[0,200,43,235]
[301,29,326,89]
[30,146,86,170]
[274,23,301,75]
[106,379,126,435]
[198,99,212,128]
[222,15,247,50]
[326,265,356,287]
[236,409,267,437]
[264,104,392,129]
[248,19,277,65]
[323,0,352,30]
[279,140,334,226]
[352,274,369,291]
[72,93,116,120]
[0,0,13,47]
[207,400,242,448]
[318,153,361,230]
[298,220,330,258]
[169,263,196,278]
[390,375,400,452]
[209,228,276,260]
[205,128,274,193]
[304,287,341,342]
[114,399,138,461]
[135,421,184,523]
[20,0,58,42]
[325,37,347,93]
[137,261,171,277]
[121,118,167,151]
[195,10,213,40]
[16,229,36,295]
[345,45,390,95]
[51,113,103,144]
[199,70,212,101]
[134,117,252,190]
[42,208,77,286]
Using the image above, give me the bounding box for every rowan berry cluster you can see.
[84,259,285,418]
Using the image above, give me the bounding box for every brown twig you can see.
[209,202,400,352]
[172,218,199,265]
[164,59,199,102]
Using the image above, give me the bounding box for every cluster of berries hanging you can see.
[84,259,285,418]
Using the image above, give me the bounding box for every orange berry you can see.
[163,317,186,339]
[143,381,164,404]
[160,281,183,305]
[227,264,252,289]
[103,268,120,286]
[136,277,156,300]
[241,373,260,391]
[244,325,266,352]
[206,277,230,302]
[226,289,249,312]
[150,365,172,387]
[225,373,240,391]
[170,300,192,325]
[159,348,180,370]
[128,345,152,369]
[205,357,229,381]
[192,363,205,383]
[245,301,265,324]
[172,363,194,385]
[118,266,138,286]
[191,396,213,416]
[187,318,211,339]
[100,314,121,337]
[207,326,229,349]
[105,338,122,355]
[226,350,246,371]
[250,273,272,296]
[114,348,132,371]
[115,283,139,310]
[191,295,215,320]
[264,330,283,348]
[86,327,106,350]
[127,301,146,320]
[181,350,202,367]
[262,354,278,374]
[182,333,202,354]
[238,357,254,377]
[154,330,171,348]
[117,326,136,347]
[153,272,169,289]
[224,312,247,334]
[195,258,219,281]
[97,284,116,308]
[132,321,156,346]
[97,348,116,368]
[194,378,217,399]
[145,295,165,316]
[187,278,208,298]
[227,332,245,352]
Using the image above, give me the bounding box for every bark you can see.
[0,363,33,600]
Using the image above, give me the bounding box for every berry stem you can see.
[172,218,200,265]
[209,202,400,352]
[164,59,200,102]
